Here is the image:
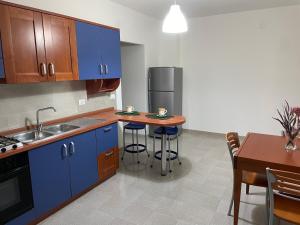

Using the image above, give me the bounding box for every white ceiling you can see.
[110,0,300,18]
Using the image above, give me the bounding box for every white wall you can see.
[121,44,147,111]
[180,5,300,136]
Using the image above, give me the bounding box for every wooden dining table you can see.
[233,133,300,225]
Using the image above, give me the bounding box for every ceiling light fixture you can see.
[162,1,188,33]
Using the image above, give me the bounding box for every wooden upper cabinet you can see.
[43,14,78,81]
[0,4,78,83]
[0,5,48,83]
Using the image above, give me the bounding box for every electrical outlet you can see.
[110,93,116,99]
[78,99,86,106]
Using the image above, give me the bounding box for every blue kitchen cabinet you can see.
[76,21,102,80]
[76,21,121,80]
[28,130,99,218]
[68,131,98,196]
[96,123,118,154]
[29,139,72,217]
[99,28,121,79]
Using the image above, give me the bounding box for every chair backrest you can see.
[266,168,300,218]
[225,132,240,167]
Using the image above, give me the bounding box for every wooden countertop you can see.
[0,108,185,159]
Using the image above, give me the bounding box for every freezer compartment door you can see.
[148,67,175,91]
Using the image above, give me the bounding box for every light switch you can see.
[79,99,86,106]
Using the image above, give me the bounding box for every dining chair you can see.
[226,132,268,216]
[266,168,300,225]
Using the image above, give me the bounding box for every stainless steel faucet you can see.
[36,107,56,135]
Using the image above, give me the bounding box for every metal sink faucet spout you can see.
[36,107,57,136]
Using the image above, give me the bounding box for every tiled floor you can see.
[39,130,293,225]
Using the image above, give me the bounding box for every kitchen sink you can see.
[44,124,80,134]
[11,131,54,143]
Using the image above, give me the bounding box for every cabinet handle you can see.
[105,64,109,74]
[104,127,112,132]
[105,151,114,157]
[69,142,75,155]
[49,63,55,76]
[62,144,68,159]
[40,63,47,76]
[100,64,104,74]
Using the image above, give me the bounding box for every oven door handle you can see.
[0,165,29,181]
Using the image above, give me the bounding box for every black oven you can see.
[0,152,33,224]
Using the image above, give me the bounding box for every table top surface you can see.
[90,111,186,127]
[237,132,300,170]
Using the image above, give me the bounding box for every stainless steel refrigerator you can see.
[148,67,183,137]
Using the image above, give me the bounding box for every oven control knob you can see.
[12,144,18,149]
[1,147,6,153]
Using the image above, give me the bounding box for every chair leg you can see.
[176,133,181,165]
[121,127,126,160]
[246,184,250,195]
[227,195,234,216]
[266,188,270,225]
[151,134,156,168]
[136,130,140,164]
[145,127,149,157]
[168,135,172,173]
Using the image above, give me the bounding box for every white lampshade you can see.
[162,4,188,33]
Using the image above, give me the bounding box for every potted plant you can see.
[273,101,300,151]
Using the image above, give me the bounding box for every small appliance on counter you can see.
[0,136,23,153]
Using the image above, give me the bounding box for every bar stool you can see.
[151,126,181,172]
[122,122,149,164]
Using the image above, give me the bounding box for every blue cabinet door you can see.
[99,28,121,79]
[28,140,71,217]
[68,131,98,196]
[76,21,121,80]
[0,39,4,79]
[96,123,118,154]
[76,21,102,80]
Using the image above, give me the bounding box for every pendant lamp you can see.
[162,1,188,33]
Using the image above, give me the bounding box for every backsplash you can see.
[0,81,115,131]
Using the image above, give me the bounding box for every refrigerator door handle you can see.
[148,92,151,113]
[148,72,151,91]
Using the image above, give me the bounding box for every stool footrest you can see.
[124,144,147,153]
[154,150,178,161]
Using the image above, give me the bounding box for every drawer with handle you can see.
[96,123,118,154]
[97,147,119,181]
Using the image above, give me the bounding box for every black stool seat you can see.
[154,126,178,135]
[124,123,146,130]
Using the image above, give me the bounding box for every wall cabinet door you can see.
[0,4,78,83]
[29,140,71,217]
[76,21,102,80]
[76,21,121,80]
[68,131,98,196]
[99,28,121,79]
[96,123,118,154]
[43,14,78,81]
[0,5,47,83]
